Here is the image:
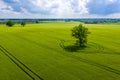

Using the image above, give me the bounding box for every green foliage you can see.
[6,20,15,27]
[21,22,26,27]
[36,21,39,23]
[72,24,90,47]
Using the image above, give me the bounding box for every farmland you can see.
[0,22,120,80]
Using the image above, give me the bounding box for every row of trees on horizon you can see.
[1,19,120,24]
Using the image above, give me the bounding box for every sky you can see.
[0,0,120,18]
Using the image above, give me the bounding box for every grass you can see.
[0,22,120,80]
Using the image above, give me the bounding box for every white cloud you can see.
[109,0,116,2]
[0,0,19,18]
[1,0,120,18]
[28,0,90,18]
[12,0,20,2]
[106,13,120,18]
[0,0,12,10]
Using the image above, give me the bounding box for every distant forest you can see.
[0,18,120,24]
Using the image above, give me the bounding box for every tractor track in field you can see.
[89,41,120,55]
[10,33,56,51]
[88,41,105,53]
[0,45,44,80]
[61,52,120,75]
[59,40,105,53]
[9,33,120,76]
[23,29,63,40]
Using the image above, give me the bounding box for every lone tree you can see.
[21,22,26,27]
[72,24,90,47]
[6,20,15,27]
[36,21,39,23]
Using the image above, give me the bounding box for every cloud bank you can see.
[0,0,120,18]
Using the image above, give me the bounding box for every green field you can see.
[0,23,120,80]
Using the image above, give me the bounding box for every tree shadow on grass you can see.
[60,40,86,52]
[63,45,86,52]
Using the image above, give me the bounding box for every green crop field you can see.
[0,22,120,80]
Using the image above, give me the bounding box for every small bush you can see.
[6,20,15,27]
[21,22,26,27]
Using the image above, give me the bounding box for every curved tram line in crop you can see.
[0,45,44,80]
[59,40,105,53]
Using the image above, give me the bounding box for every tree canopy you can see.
[72,24,90,47]
[6,20,15,27]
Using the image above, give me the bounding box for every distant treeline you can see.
[0,18,120,24]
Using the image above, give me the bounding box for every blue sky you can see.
[0,0,120,18]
